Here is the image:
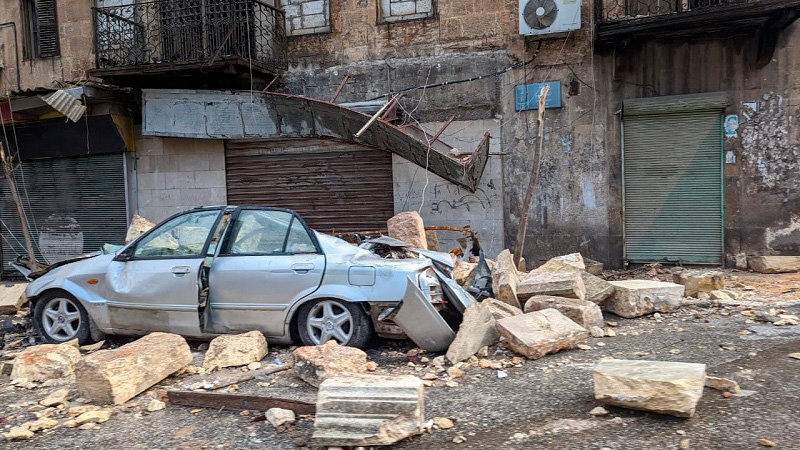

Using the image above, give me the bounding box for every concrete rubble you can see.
[266,407,296,430]
[483,297,523,320]
[491,249,521,308]
[594,359,706,417]
[292,340,368,387]
[672,271,724,297]
[446,301,500,364]
[704,376,741,393]
[11,342,81,383]
[312,374,424,447]
[202,330,268,371]
[518,271,586,301]
[387,211,428,250]
[523,296,605,330]
[496,308,588,359]
[605,280,684,318]
[747,256,800,274]
[452,261,477,286]
[75,332,192,404]
[125,214,155,243]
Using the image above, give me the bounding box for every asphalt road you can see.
[2,303,799,450]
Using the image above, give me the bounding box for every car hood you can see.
[315,232,432,271]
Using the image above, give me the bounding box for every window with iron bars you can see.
[21,0,60,59]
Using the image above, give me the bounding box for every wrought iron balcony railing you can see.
[596,0,746,23]
[93,0,287,73]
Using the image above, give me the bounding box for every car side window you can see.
[226,210,317,255]
[133,210,220,258]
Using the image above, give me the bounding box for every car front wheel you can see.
[34,291,91,345]
[297,299,372,349]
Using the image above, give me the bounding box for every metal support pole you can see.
[0,142,37,271]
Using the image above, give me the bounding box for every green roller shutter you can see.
[623,111,723,265]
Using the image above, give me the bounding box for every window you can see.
[133,210,220,258]
[379,0,434,24]
[21,0,60,59]
[226,210,316,255]
[280,0,331,36]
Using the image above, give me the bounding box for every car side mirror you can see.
[113,250,133,262]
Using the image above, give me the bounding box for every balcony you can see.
[595,0,800,45]
[91,0,287,88]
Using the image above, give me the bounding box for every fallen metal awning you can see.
[142,89,490,192]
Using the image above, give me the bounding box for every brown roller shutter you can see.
[225,139,395,233]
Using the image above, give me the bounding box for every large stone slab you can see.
[523,296,604,330]
[312,374,424,447]
[0,283,27,315]
[672,271,724,297]
[606,280,684,318]
[387,211,428,250]
[75,332,192,404]
[125,214,155,243]
[748,256,800,274]
[531,261,613,305]
[11,343,81,383]
[593,359,706,417]
[292,340,368,387]
[202,331,268,371]
[532,253,586,273]
[496,309,588,360]
[483,298,523,321]
[446,302,499,364]
[491,250,521,308]
[518,271,586,300]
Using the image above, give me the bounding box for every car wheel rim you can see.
[42,298,81,341]
[306,300,354,345]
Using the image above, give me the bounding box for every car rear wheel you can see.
[34,291,91,345]
[297,299,372,348]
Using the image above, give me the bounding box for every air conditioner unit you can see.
[519,0,582,36]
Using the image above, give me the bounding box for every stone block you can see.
[75,333,192,404]
[446,302,499,364]
[584,258,604,275]
[387,211,428,250]
[594,359,706,417]
[312,374,424,447]
[292,340,368,387]
[483,298,523,321]
[0,283,27,315]
[672,271,724,297]
[518,271,585,300]
[580,272,615,305]
[606,280,684,318]
[496,309,588,360]
[203,331,268,371]
[748,256,800,274]
[491,249,520,308]
[523,296,604,330]
[452,262,477,287]
[11,343,81,383]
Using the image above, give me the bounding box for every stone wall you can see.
[379,0,434,23]
[134,133,227,223]
[0,0,94,92]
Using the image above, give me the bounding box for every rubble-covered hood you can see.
[315,232,432,271]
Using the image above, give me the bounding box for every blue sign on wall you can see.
[515,81,562,111]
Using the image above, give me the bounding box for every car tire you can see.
[296,299,373,349]
[34,290,91,345]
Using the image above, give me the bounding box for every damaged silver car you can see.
[23,206,474,350]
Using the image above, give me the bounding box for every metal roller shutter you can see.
[225,139,395,232]
[623,111,723,265]
[0,153,129,277]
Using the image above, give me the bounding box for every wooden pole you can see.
[354,94,403,139]
[329,74,350,103]
[513,85,550,265]
[0,142,37,271]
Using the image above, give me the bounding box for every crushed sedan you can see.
[22,206,475,351]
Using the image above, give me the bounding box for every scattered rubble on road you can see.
[292,340,368,387]
[10,342,81,383]
[747,256,800,274]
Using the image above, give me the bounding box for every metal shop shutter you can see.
[0,153,129,277]
[225,139,395,232]
[623,111,723,265]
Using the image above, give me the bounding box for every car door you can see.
[105,208,223,337]
[206,209,325,336]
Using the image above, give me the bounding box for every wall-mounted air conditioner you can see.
[519,0,582,36]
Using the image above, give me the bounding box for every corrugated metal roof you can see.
[41,89,87,122]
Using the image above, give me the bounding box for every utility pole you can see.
[0,142,37,271]
[514,85,550,265]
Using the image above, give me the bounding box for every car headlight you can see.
[418,268,444,304]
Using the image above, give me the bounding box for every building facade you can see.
[0,0,799,275]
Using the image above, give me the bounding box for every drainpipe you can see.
[0,22,22,91]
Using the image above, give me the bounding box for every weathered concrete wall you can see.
[134,133,227,222]
[393,119,505,257]
[598,23,800,263]
[0,0,93,92]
